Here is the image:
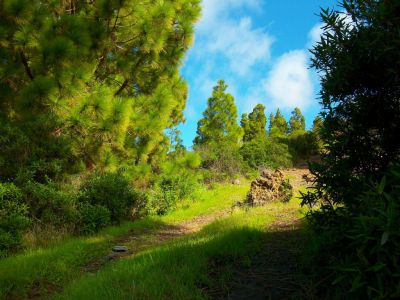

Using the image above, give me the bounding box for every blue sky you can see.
[179,0,338,148]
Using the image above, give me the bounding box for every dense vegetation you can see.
[0,0,202,256]
[302,0,400,298]
[0,1,320,257]
[1,0,399,299]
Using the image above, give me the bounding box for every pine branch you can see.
[20,52,34,81]
[114,55,146,96]
[114,79,129,96]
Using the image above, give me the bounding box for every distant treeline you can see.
[192,80,322,181]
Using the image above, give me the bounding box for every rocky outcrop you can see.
[245,170,293,206]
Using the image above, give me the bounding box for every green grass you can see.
[0,218,166,299]
[55,208,275,300]
[0,178,308,300]
[0,181,251,299]
[160,181,250,223]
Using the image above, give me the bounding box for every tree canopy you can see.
[289,107,306,134]
[269,109,288,138]
[194,80,242,147]
[0,0,201,178]
[242,104,267,142]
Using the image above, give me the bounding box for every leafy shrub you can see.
[0,183,30,256]
[79,172,147,223]
[196,141,244,180]
[303,165,400,299]
[0,120,68,182]
[78,203,110,235]
[279,180,293,203]
[240,138,292,170]
[150,174,198,215]
[288,131,319,162]
[0,122,30,180]
[22,181,78,227]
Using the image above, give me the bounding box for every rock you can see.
[245,169,293,206]
[112,246,128,252]
[232,179,241,185]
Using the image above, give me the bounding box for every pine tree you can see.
[0,0,201,177]
[240,113,250,142]
[312,116,323,134]
[242,104,267,142]
[268,113,275,131]
[289,107,306,134]
[269,109,288,137]
[194,80,242,147]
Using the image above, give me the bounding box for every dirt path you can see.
[84,207,233,273]
[206,168,312,300]
[84,168,311,299]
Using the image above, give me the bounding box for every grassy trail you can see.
[0,182,249,299]
[0,169,310,300]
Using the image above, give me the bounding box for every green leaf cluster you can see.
[0,0,201,177]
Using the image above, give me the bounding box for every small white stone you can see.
[112,246,128,252]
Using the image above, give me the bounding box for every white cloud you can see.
[198,0,261,31]
[308,23,324,47]
[264,50,313,110]
[208,17,273,75]
[195,0,273,76]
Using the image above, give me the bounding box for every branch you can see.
[113,55,146,96]
[114,79,129,96]
[20,52,34,81]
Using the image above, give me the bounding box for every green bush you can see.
[79,172,147,223]
[0,183,30,256]
[78,203,110,235]
[240,138,292,170]
[288,131,319,162]
[22,181,78,227]
[0,122,30,180]
[150,174,198,215]
[196,142,244,180]
[279,180,293,203]
[303,165,400,299]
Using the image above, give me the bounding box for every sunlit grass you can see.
[161,180,250,224]
[0,180,251,299]
[55,208,275,300]
[0,178,308,299]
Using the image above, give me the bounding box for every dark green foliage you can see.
[306,0,400,209]
[0,183,30,256]
[240,139,292,170]
[288,131,319,162]
[78,203,110,235]
[305,166,400,299]
[22,181,78,227]
[79,172,147,224]
[302,0,400,298]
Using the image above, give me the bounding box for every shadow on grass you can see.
[56,217,310,300]
[0,217,168,300]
